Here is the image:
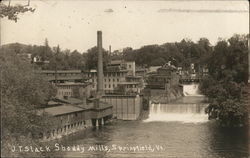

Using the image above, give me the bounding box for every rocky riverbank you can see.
[150,85,183,104]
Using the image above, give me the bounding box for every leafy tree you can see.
[68,50,85,69]
[0,51,57,157]
[200,34,249,127]
[85,46,109,70]
[0,3,35,22]
[150,57,166,66]
[122,47,135,61]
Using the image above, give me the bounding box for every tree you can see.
[122,47,134,61]
[200,34,249,127]
[150,57,166,66]
[0,49,57,157]
[0,3,35,22]
[85,46,109,70]
[68,50,85,69]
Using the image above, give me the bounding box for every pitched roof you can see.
[55,97,83,105]
[38,105,85,116]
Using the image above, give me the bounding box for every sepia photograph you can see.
[0,0,249,157]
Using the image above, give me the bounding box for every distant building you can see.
[202,67,209,76]
[38,70,86,83]
[56,82,92,99]
[37,101,113,141]
[33,56,50,64]
[177,67,183,75]
[107,60,136,76]
[116,82,141,94]
[83,70,128,92]
[17,53,32,61]
[135,68,147,77]
[146,63,180,90]
[148,66,162,73]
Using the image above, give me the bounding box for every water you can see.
[56,85,249,158]
[183,83,204,96]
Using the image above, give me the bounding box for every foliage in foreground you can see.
[0,52,57,157]
[200,34,249,127]
[0,3,35,22]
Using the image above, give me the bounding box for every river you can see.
[55,94,249,158]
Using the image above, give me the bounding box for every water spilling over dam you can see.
[183,83,203,96]
[145,84,209,123]
[145,99,208,123]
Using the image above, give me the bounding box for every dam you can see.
[145,84,208,123]
[56,84,249,158]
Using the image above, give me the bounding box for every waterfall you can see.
[183,84,203,96]
[144,96,209,123]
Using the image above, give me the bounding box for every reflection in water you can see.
[207,123,249,158]
[57,96,249,158]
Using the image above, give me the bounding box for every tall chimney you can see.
[97,31,104,95]
[109,45,111,54]
[248,35,250,83]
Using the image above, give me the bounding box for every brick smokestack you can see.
[97,31,104,95]
[109,45,111,54]
[248,35,250,83]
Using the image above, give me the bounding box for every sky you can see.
[1,0,249,53]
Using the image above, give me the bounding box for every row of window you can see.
[92,84,117,89]
[58,86,72,89]
[104,84,117,89]
[58,91,72,96]
[87,73,125,77]
[91,78,120,83]
[45,73,80,76]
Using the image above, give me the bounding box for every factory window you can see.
[109,79,111,82]
[109,84,111,88]
[117,78,119,82]
[113,84,115,88]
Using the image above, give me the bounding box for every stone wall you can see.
[145,85,183,104]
